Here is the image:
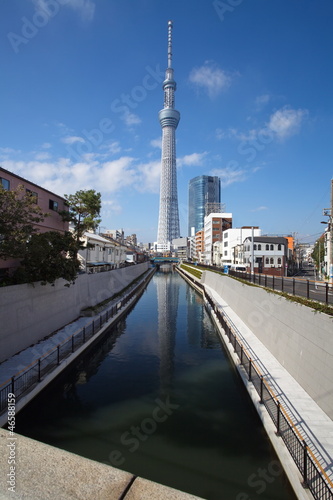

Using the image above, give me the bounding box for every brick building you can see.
[0,167,69,275]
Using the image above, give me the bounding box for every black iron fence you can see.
[191,263,333,306]
[178,267,333,500]
[0,269,155,416]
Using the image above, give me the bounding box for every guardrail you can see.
[178,267,333,500]
[0,269,155,416]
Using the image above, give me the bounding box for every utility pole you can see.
[328,179,333,283]
[323,179,333,283]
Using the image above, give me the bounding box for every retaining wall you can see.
[0,262,149,363]
[201,271,333,419]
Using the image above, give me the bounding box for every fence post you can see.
[281,276,284,292]
[260,376,264,404]
[276,401,281,436]
[57,346,60,365]
[248,358,252,381]
[11,377,15,394]
[307,280,310,299]
[265,274,267,287]
[293,278,295,296]
[71,335,74,353]
[83,327,85,344]
[272,275,275,290]
[302,441,308,488]
[240,344,243,364]
[38,359,41,382]
[325,283,328,305]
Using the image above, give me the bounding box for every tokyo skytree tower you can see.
[156,21,180,250]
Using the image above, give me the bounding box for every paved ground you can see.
[0,429,203,500]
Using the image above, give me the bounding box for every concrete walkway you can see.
[203,280,333,497]
[0,429,203,500]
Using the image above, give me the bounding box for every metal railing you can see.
[191,263,333,306]
[178,267,333,500]
[0,269,155,416]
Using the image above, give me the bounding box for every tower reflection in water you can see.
[156,264,179,397]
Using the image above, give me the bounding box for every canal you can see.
[15,267,296,500]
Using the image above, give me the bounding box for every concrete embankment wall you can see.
[0,262,149,363]
[201,271,333,419]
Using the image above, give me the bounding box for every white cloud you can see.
[150,138,162,149]
[136,160,161,193]
[255,94,271,109]
[41,142,52,149]
[251,206,268,212]
[267,106,308,140]
[34,152,51,160]
[177,152,208,167]
[216,127,261,143]
[33,0,95,21]
[210,166,247,187]
[189,62,232,98]
[100,141,121,155]
[61,135,85,145]
[121,109,141,127]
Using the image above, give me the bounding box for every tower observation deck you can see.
[156,20,180,252]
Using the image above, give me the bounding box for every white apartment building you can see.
[79,232,127,273]
[204,212,232,265]
[242,236,288,276]
[213,227,261,266]
[172,237,190,260]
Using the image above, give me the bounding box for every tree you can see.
[13,231,81,286]
[60,189,102,250]
[0,184,46,259]
[312,235,325,274]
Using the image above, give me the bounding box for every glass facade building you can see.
[188,175,221,236]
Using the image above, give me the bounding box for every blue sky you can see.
[1,0,332,244]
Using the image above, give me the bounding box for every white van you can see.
[229,264,247,272]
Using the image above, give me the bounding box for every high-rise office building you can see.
[156,21,180,252]
[188,175,221,236]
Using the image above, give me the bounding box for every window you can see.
[253,244,257,250]
[0,177,10,190]
[224,232,228,239]
[49,199,58,211]
[224,241,228,247]
[258,244,261,250]
[270,244,274,251]
[266,244,269,251]
[224,251,227,256]
[265,257,269,264]
[26,189,38,203]
[278,258,282,265]
[278,244,281,250]
[270,258,274,264]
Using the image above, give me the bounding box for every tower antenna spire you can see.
[167,20,173,68]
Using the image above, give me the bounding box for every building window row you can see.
[247,243,283,251]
